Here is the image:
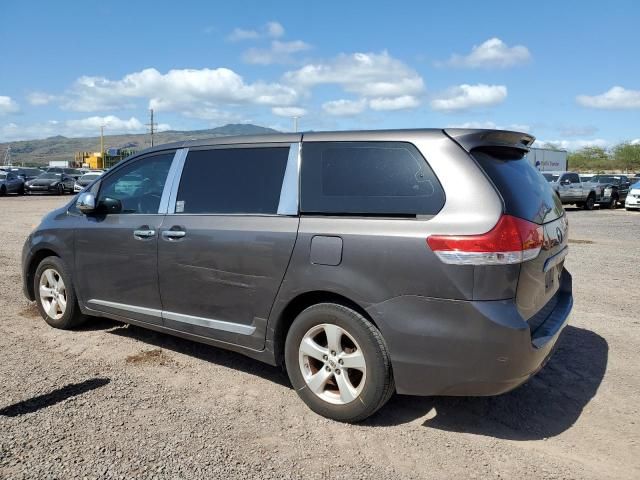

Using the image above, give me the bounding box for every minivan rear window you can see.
[473,148,564,225]
[301,142,445,216]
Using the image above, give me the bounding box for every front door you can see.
[157,143,300,349]
[75,151,176,324]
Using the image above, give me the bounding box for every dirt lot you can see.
[1,195,639,479]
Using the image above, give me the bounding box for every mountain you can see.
[0,124,280,166]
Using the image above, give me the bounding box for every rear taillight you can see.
[427,215,543,265]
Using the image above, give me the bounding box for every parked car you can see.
[625,181,640,210]
[22,129,573,422]
[73,172,103,193]
[1,167,44,182]
[588,174,631,209]
[0,171,25,195]
[579,174,593,183]
[25,172,76,195]
[543,171,602,209]
[45,167,83,179]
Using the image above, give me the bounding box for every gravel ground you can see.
[1,196,639,479]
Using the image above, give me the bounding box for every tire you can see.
[584,195,595,210]
[34,256,87,329]
[284,303,394,423]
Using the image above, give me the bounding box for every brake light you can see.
[427,215,544,265]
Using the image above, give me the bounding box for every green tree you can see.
[612,143,640,172]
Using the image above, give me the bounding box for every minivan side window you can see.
[97,152,175,214]
[175,147,289,214]
[300,142,445,216]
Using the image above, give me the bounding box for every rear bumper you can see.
[366,269,573,396]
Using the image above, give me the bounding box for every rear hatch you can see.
[446,129,568,323]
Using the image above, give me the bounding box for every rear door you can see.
[471,148,568,321]
[157,142,300,349]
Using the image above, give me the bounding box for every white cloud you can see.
[243,40,311,65]
[576,86,640,109]
[227,28,260,42]
[55,67,298,114]
[0,96,19,115]
[558,125,598,137]
[271,106,307,117]
[447,121,530,132]
[369,95,420,111]
[441,38,531,69]
[533,138,610,150]
[284,51,424,99]
[227,21,284,42]
[0,115,169,142]
[265,21,285,38]
[430,84,507,112]
[27,92,59,106]
[322,99,367,116]
[631,138,640,145]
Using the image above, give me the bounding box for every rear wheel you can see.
[34,256,86,329]
[285,303,394,423]
[584,195,595,210]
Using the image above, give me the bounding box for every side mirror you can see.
[76,192,96,214]
[99,196,123,214]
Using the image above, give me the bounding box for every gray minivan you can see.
[22,129,572,422]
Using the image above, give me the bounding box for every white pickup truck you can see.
[543,171,603,210]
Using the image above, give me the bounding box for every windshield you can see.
[590,175,617,184]
[542,173,560,182]
[39,173,62,179]
[80,173,100,181]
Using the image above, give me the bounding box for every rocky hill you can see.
[0,124,279,166]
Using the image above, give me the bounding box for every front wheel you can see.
[34,256,87,329]
[285,303,394,423]
[584,195,595,210]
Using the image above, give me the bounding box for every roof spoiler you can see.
[444,129,535,153]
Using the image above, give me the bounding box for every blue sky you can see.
[1,0,639,149]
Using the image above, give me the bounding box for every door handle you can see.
[133,229,156,239]
[162,230,186,240]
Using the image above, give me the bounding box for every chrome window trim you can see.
[158,148,188,214]
[277,142,301,215]
[166,148,189,214]
[163,311,256,335]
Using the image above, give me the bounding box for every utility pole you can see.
[100,125,105,168]
[146,109,158,147]
[2,145,10,166]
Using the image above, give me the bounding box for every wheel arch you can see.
[271,290,377,366]
[25,248,60,300]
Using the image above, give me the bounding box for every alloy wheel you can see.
[39,268,67,320]
[298,323,367,405]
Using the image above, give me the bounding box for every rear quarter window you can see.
[472,148,564,224]
[300,141,445,216]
